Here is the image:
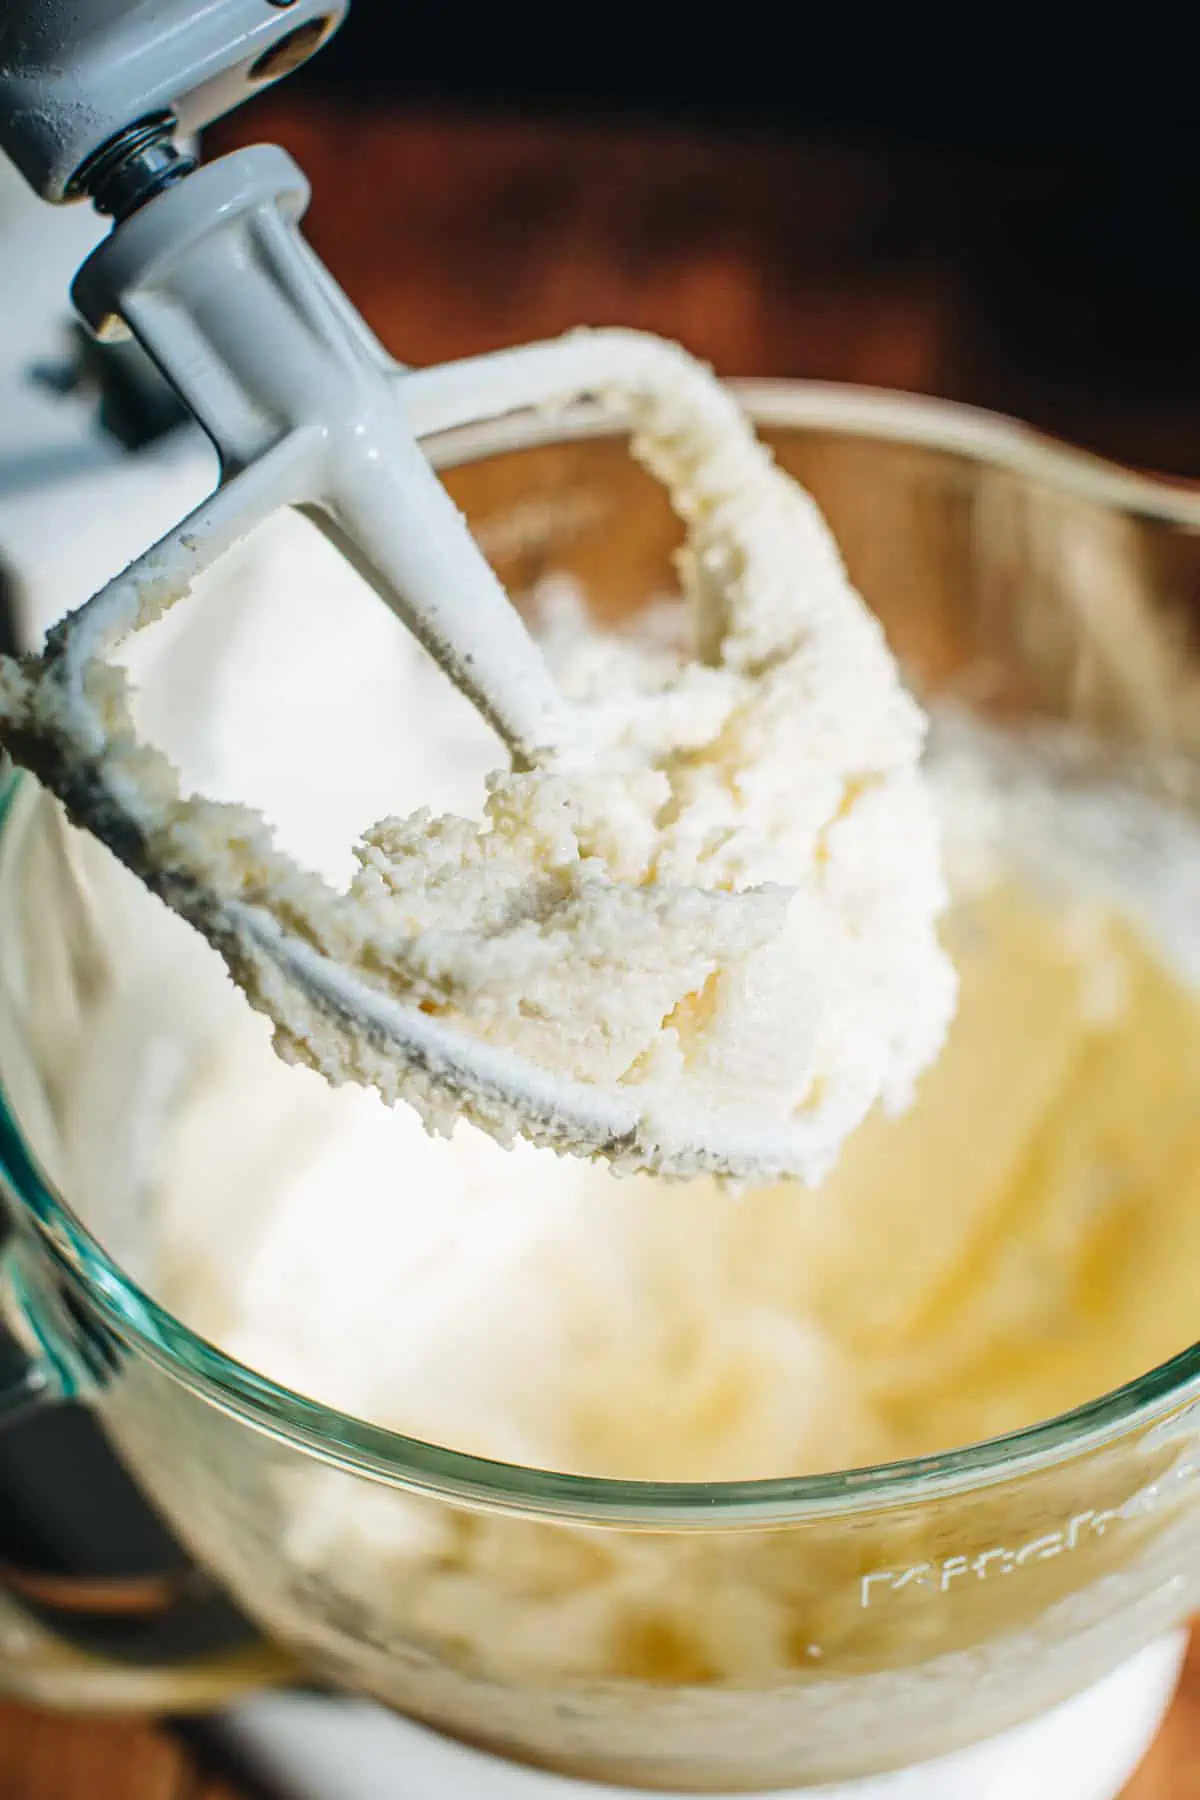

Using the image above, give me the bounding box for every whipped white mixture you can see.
[0,332,955,1182]
[131,693,1200,1472]
[52,509,1200,1475]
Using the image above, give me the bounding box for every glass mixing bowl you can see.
[1,386,1200,1791]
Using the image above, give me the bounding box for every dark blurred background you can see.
[207,12,1200,475]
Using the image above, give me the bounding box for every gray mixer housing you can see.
[0,0,347,204]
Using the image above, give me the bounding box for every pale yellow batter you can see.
[776,877,1200,1460]
[142,849,1200,1482]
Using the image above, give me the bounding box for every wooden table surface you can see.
[5,101,1200,1795]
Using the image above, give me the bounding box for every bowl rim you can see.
[4,377,1200,1530]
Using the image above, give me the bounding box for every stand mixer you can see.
[0,10,1199,1800]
